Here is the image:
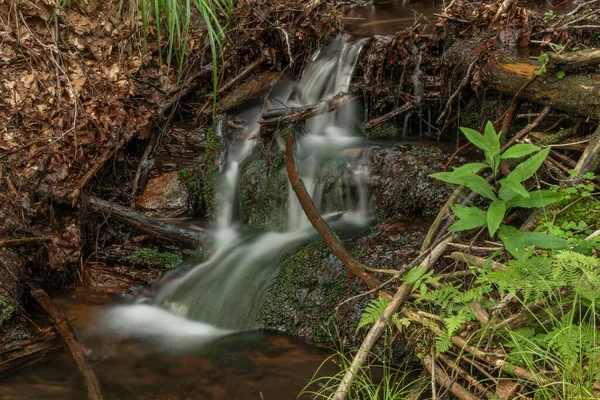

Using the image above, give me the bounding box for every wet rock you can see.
[239,150,352,231]
[155,121,205,160]
[136,171,191,218]
[370,145,454,220]
[239,153,289,231]
[259,222,426,364]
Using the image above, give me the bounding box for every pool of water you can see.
[342,0,442,36]
[1,289,338,400]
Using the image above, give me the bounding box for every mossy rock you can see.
[239,151,349,231]
[258,240,366,343]
[371,145,454,220]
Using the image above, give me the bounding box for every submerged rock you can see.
[136,171,191,218]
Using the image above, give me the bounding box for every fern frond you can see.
[356,297,390,332]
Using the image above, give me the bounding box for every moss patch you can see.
[202,119,225,219]
[240,152,289,231]
[259,240,365,343]
[554,196,600,228]
[125,248,183,269]
[366,124,402,140]
[0,295,15,328]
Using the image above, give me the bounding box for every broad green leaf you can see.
[487,200,506,237]
[506,147,551,183]
[461,174,497,200]
[521,232,569,250]
[511,190,563,208]
[501,144,539,159]
[460,127,489,153]
[430,163,489,184]
[449,205,487,232]
[499,178,530,199]
[483,121,501,172]
[499,225,526,261]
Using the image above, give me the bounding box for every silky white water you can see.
[104,35,373,335]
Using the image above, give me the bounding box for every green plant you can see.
[430,122,563,244]
[536,53,549,75]
[137,0,233,93]
[299,342,426,399]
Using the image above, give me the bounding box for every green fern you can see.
[356,297,390,332]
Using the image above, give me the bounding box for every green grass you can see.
[135,0,233,93]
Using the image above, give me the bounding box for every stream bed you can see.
[1,288,338,400]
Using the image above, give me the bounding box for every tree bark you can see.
[85,196,206,248]
[486,59,600,119]
[260,94,359,126]
[284,132,385,293]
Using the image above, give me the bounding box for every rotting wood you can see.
[28,283,102,400]
[260,94,359,127]
[574,123,600,178]
[0,327,61,375]
[486,59,600,119]
[549,49,600,70]
[86,196,206,248]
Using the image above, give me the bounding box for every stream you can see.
[2,2,445,399]
[1,289,338,400]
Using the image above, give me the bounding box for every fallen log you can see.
[364,102,415,130]
[260,93,359,126]
[486,58,600,119]
[0,327,61,375]
[549,49,600,70]
[28,283,102,400]
[85,196,206,249]
[25,179,207,249]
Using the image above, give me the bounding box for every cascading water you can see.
[105,35,373,335]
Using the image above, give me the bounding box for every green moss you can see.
[240,152,289,231]
[554,197,600,228]
[259,240,363,343]
[366,124,402,140]
[0,295,14,327]
[125,248,183,269]
[202,119,225,219]
[179,168,202,201]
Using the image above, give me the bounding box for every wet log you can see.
[574,123,600,177]
[0,327,61,375]
[486,59,600,119]
[260,94,359,126]
[86,196,206,248]
[549,49,600,70]
[28,283,102,400]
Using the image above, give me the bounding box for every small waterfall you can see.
[154,35,372,331]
